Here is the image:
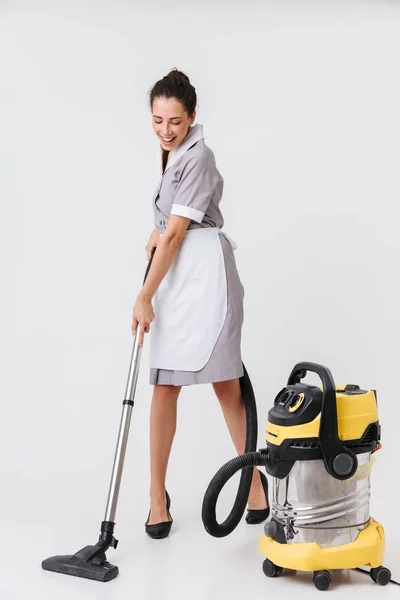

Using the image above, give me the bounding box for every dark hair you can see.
[149,68,197,116]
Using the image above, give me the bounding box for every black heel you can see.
[245,470,270,524]
[145,491,173,539]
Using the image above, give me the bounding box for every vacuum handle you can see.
[104,248,158,523]
[125,246,157,400]
[143,246,157,284]
[287,362,358,481]
[287,361,336,394]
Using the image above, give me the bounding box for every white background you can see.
[1,1,399,598]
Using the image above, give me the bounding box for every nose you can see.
[159,122,172,133]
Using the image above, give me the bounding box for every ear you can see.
[190,110,196,124]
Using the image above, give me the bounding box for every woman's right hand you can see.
[145,228,160,261]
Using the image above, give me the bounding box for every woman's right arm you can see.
[145,227,161,260]
[132,216,190,346]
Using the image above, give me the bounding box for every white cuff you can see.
[170,203,204,223]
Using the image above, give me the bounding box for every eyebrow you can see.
[153,115,183,120]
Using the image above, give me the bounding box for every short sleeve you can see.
[170,152,218,223]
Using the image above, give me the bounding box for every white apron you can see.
[149,227,238,371]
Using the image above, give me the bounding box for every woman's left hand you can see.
[131,293,155,347]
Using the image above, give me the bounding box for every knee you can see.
[213,379,242,407]
[154,384,180,404]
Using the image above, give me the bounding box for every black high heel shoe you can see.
[145,491,173,539]
[245,469,270,524]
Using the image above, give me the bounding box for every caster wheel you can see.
[313,570,332,591]
[262,558,283,578]
[370,566,391,586]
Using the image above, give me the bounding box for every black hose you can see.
[202,362,267,537]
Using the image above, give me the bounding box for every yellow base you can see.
[259,518,385,572]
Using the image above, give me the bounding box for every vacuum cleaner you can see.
[202,361,397,591]
[41,253,396,588]
[41,250,259,581]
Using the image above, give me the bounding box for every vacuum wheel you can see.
[262,558,283,578]
[370,566,391,586]
[313,570,332,591]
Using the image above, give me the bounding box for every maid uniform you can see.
[149,124,245,386]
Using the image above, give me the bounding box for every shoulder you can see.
[187,139,216,163]
[176,140,217,174]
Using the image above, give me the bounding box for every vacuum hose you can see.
[201,363,269,537]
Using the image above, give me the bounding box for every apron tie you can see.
[218,230,238,251]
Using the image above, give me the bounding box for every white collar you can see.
[161,124,204,174]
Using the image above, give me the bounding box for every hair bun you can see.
[150,69,197,116]
[166,68,190,82]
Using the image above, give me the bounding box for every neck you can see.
[162,149,169,172]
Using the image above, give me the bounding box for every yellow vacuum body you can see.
[259,362,390,591]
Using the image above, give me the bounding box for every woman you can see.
[132,69,269,539]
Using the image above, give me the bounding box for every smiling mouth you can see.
[160,136,176,144]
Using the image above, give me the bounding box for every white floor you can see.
[2,359,399,600]
[3,465,399,600]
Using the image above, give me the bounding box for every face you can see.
[152,96,196,152]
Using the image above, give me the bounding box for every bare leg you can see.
[147,383,182,525]
[212,378,268,510]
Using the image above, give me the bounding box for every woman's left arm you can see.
[131,215,190,347]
